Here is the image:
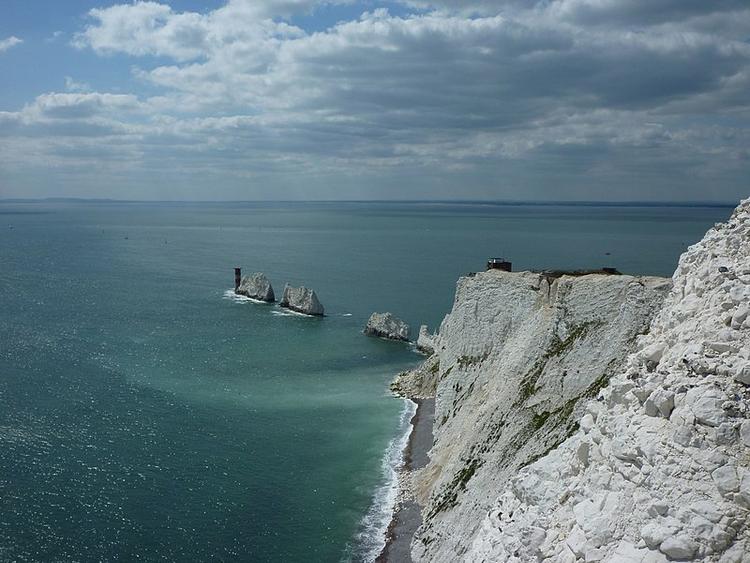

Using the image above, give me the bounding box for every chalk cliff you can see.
[394,200,750,562]
[462,200,750,562]
[396,270,670,561]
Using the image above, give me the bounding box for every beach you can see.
[376,398,435,563]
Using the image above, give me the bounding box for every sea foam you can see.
[351,397,417,562]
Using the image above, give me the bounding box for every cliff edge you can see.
[461,201,750,562]
[394,269,671,561]
[395,199,749,562]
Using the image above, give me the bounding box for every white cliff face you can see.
[401,269,671,562]
[445,199,750,562]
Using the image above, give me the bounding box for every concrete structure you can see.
[487,258,512,272]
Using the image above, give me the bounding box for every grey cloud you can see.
[30,93,141,119]
[2,0,749,201]
[549,0,750,27]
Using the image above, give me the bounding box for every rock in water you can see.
[235,272,275,302]
[279,284,324,316]
[364,312,410,341]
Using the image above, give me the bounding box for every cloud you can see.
[28,92,142,119]
[72,0,326,61]
[64,77,92,93]
[2,0,749,201]
[72,2,208,61]
[0,36,23,53]
[547,0,750,27]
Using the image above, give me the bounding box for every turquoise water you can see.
[0,201,733,562]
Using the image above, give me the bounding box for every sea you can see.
[0,201,734,562]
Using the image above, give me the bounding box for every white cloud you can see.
[28,92,142,119]
[0,36,23,53]
[64,77,92,93]
[72,0,323,61]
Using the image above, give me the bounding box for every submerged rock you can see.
[235,272,275,302]
[279,284,324,316]
[364,312,410,341]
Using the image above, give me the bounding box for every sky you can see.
[0,0,748,202]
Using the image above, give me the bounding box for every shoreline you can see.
[375,397,435,563]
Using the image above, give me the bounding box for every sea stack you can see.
[279,284,324,316]
[364,312,410,341]
[235,272,275,302]
[416,324,437,354]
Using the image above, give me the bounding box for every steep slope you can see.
[458,199,750,562]
[393,269,671,561]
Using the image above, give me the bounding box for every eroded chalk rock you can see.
[364,312,410,341]
[740,420,750,447]
[712,465,739,495]
[279,284,324,316]
[689,387,727,427]
[416,325,437,354]
[644,387,675,418]
[660,535,699,560]
[235,272,275,302]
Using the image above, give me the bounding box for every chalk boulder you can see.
[364,312,410,341]
[235,272,275,302]
[279,284,324,316]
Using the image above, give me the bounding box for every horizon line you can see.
[0,197,738,208]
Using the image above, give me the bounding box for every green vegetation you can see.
[456,352,489,368]
[428,457,484,518]
[514,319,604,407]
[547,320,603,359]
[531,410,551,430]
[517,361,544,403]
[522,418,580,468]
[585,371,610,398]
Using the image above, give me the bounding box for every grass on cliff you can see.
[427,457,483,519]
[456,352,489,369]
[515,320,604,406]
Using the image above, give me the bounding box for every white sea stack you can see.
[394,198,750,562]
[235,272,275,302]
[416,325,437,354]
[279,284,324,316]
[364,312,410,341]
